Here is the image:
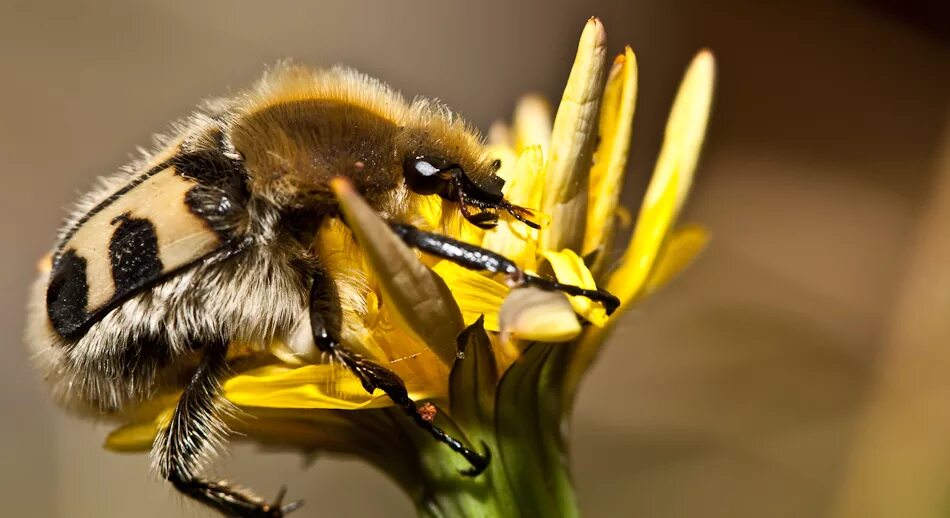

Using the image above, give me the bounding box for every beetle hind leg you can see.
[158,339,303,517]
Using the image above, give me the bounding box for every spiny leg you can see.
[158,339,302,517]
[309,266,489,476]
[389,222,620,315]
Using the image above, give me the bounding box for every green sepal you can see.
[494,342,579,518]
[449,316,499,432]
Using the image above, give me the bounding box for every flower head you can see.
[106,18,715,515]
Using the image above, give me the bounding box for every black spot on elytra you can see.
[52,157,177,265]
[174,151,249,238]
[47,249,89,338]
[109,213,164,294]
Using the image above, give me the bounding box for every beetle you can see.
[26,64,618,517]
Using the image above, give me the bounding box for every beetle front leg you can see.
[388,222,620,315]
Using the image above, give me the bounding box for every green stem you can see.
[410,433,579,518]
[349,329,583,518]
[381,342,581,517]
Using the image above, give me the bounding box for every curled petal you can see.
[540,249,608,327]
[499,286,581,344]
[332,178,465,366]
[540,17,608,253]
[607,50,715,307]
[584,47,638,261]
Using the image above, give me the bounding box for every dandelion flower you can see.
[106,17,715,516]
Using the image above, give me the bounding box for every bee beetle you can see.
[26,64,619,517]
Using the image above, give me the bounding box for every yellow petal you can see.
[584,47,638,259]
[432,260,508,332]
[103,363,402,454]
[512,94,553,155]
[222,364,391,409]
[499,286,581,343]
[666,50,715,214]
[105,403,371,455]
[332,178,464,366]
[438,204,486,247]
[104,424,154,452]
[607,50,715,306]
[540,249,608,327]
[312,218,388,361]
[366,303,450,397]
[480,146,545,270]
[103,393,181,451]
[415,194,445,234]
[540,17,608,253]
[642,224,709,297]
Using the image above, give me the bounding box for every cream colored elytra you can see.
[59,166,224,314]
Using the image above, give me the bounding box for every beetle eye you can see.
[404,156,453,195]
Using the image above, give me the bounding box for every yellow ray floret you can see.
[584,46,638,259]
[541,249,609,327]
[540,17,607,253]
[607,50,715,307]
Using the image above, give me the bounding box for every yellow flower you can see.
[105,17,715,516]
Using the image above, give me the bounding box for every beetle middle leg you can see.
[309,264,490,476]
[157,339,302,517]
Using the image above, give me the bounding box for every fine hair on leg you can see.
[157,339,301,517]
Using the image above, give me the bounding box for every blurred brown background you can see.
[1,1,948,517]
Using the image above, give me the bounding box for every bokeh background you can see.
[1,1,948,516]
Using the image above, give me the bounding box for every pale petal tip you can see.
[584,17,607,45]
[516,94,552,113]
[624,45,637,64]
[690,49,717,81]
